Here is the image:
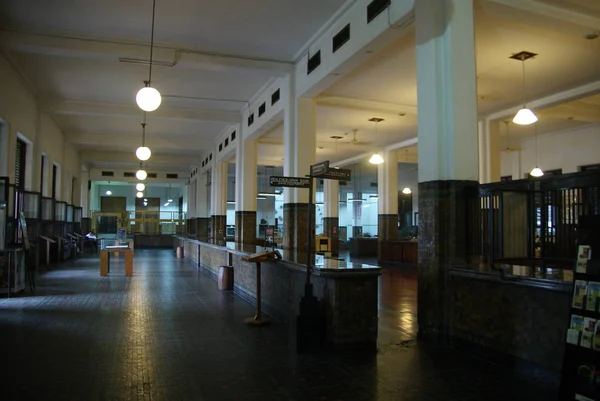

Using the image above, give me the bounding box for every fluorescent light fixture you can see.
[348,198,365,202]
[168,198,173,202]
[227,201,236,204]
[257,192,281,197]
[119,57,176,67]
[164,202,169,207]
[143,198,148,202]
[256,196,267,200]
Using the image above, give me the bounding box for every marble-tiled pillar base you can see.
[210,215,226,241]
[196,218,210,240]
[322,217,339,256]
[283,203,315,252]
[235,211,257,245]
[378,214,399,260]
[418,180,478,341]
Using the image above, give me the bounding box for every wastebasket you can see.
[218,265,234,290]
[176,246,184,258]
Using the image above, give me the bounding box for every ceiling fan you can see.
[348,129,370,146]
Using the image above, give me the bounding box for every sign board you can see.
[269,176,312,188]
[322,168,352,181]
[310,161,329,177]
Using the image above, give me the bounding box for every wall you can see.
[501,124,600,179]
[0,55,81,203]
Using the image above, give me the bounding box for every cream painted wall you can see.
[0,55,81,204]
[500,124,600,179]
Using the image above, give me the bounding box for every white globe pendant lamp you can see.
[402,187,412,194]
[135,0,161,112]
[136,183,146,191]
[136,121,152,161]
[136,162,148,181]
[136,191,144,198]
[136,84,161,112]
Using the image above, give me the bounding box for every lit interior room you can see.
[1,1,600,400]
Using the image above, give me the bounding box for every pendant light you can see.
[368,117,384,164]
[136,191,144,198]
[530,123,544,177]
[401,149,412,194]
[105,181,112,196]
[167,183,173,202]
[136,0,162,112]
[136,162,148,181]
[511,51,538,125]
[136,183,145,191]
[136,116,152,161]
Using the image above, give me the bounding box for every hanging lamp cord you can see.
[521,57,527,107]
[148,0,157,85]
[534,123,539,167]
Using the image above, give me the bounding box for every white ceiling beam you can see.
[39,98,241,123]
[66,132,213,150]
[486,79,600,121]
[537,103,600,123]
[486,0,600,30]
[1,30,292,74]
[81,151,199,166]
[317,96,418,115]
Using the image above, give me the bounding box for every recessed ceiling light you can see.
[318,146,324,150]
[368,117,384,123]
[585,31,599,40]
[509,51,537,61]
[398,112,406,117]
[330,135,344,139]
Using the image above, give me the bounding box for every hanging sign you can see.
[269,176,312,188]
[310,161,329,177]
[322,168,351,181]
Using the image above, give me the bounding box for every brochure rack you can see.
[560,216,600,401]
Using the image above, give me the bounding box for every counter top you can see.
[174,236,381,274]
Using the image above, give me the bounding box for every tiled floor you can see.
[0,250,559,401]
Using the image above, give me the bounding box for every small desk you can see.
[100,245,133,277]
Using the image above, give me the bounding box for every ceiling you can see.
[1,0,599,172]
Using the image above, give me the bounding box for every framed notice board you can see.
[559,216,600,400]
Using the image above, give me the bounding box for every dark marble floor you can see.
[0,249,559,401]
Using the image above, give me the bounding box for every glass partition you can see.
[55,201,67,222]
[42,197,54,221]
[66,204,74,222]
[74,207,82,223]
[22,191,40,219]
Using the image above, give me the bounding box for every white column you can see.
[210,161,227,216]
[80,169,90,217]
[415,0,479,182]
[196,171,209,218]
[187,181,196,217]
[283,74,316,204]
[323,179,339,218]
[235,138,257,211]
[479,119,500,183]
[378,150,399,215]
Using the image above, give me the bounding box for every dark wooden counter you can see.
[380,240,418,265]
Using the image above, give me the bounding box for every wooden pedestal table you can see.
[100,246,133,277]
[39,236,56,268]
[241,250,281,326]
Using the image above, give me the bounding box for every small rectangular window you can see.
[101,171,114,177]
[248,113,255,127]
[166,173,178,179]
[258,102,266,117]
[124,172,135,177]
[231,131,236,141]
[147,173,158,178]
[219,144,223,152]
[333,24,351,53]
[307,50,321,75]
[271,89,280,105]
[367,0,391,24]
[224,138,229,147]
